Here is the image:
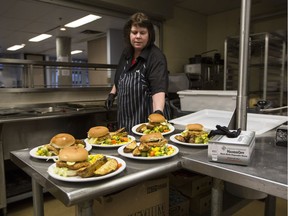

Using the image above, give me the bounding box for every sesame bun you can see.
[88,126,109,138]
[186,124,204,131]
[58,146,88,162]
[148,113,166,123]
[50,133,75,149]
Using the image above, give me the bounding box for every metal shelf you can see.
[224,32,287,108]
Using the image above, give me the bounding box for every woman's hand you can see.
[153,110,164,115]
[105,93,116,110]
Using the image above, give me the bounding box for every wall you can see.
[87,29,124,85]
[162,4,286,75]
[206,5,287,56]
[107,28,124,83]
[24,54,45,87]
[88,36,109,86]
[163,7,207,74]
[206,9,241,56]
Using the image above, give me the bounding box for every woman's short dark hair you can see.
[123,12,155,49]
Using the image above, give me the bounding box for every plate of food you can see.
[47,146,126,182]
[170,123,210,147]
[131,113,175,136]
[118,133,179,160]
[29,133,92,160]
[85,126,135,147]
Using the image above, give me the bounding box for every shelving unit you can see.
[224,32,287,109]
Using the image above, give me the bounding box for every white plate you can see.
[170,109,288,135]
[117,143,179,160]
[131,123,175,136]
[170,134,208,147]
[47,155,126,182]
[29,143,93,160]
[84,135,136,148]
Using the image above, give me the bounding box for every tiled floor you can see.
[5,193,287,216]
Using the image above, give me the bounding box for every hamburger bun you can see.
[186,123,204,131]
[58,146,88,162]
[148,113,166,124]
[56,146,90,176]
[140,132,164,142]
[88,126,109,138]
[50,133,75,149]
[140,132,167,147]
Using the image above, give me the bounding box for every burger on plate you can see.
[87,126,111,145]
[136,113,170,134]
[45,133,76,156]
[132,132,168,156]
[147,113,166,127]
[186,123,204,133]
[139,132,168,147]
[55,146,90,177]
[175,123,209,144]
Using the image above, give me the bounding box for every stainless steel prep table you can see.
[181,130,287,216]
[10,147,183,216]
[0,105,116,214]
[10,129,287,216]
[181,130,287,200]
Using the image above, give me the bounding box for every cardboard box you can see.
[177,90,237,112]
[93,176,169,216]
[169,187,190,216]
[169,170,212,198]
[208,131,255,165]
[190,192,211,215]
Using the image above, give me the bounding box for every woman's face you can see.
[130,24,149,52]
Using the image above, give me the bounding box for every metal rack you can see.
[224,32,287,108]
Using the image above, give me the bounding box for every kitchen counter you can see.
[0,101,115,123]
[11,146,182,216]
[181,130,287,199]
[0,103,117,213]
[9,128,287,216]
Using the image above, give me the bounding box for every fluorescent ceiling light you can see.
[29,34,52,42]
[65,14,101,28]
[7,44,25,51]
[71,50,83,55]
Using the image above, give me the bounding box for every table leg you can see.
[75,200,93,216]
[265,195,276,216]
[0,124,7,213]
[32,178,44,216]
[211,178,224,216]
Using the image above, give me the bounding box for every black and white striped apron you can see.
[117,61,151,132]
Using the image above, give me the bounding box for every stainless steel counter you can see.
[9,130,288,216]
[0,106,108,123]
[0,105,117,214]
[11,147,182,216]
[181,131,287,199]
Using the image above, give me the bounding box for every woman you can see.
[105,12,171,132]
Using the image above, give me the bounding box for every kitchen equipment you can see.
[185,53,224,90]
